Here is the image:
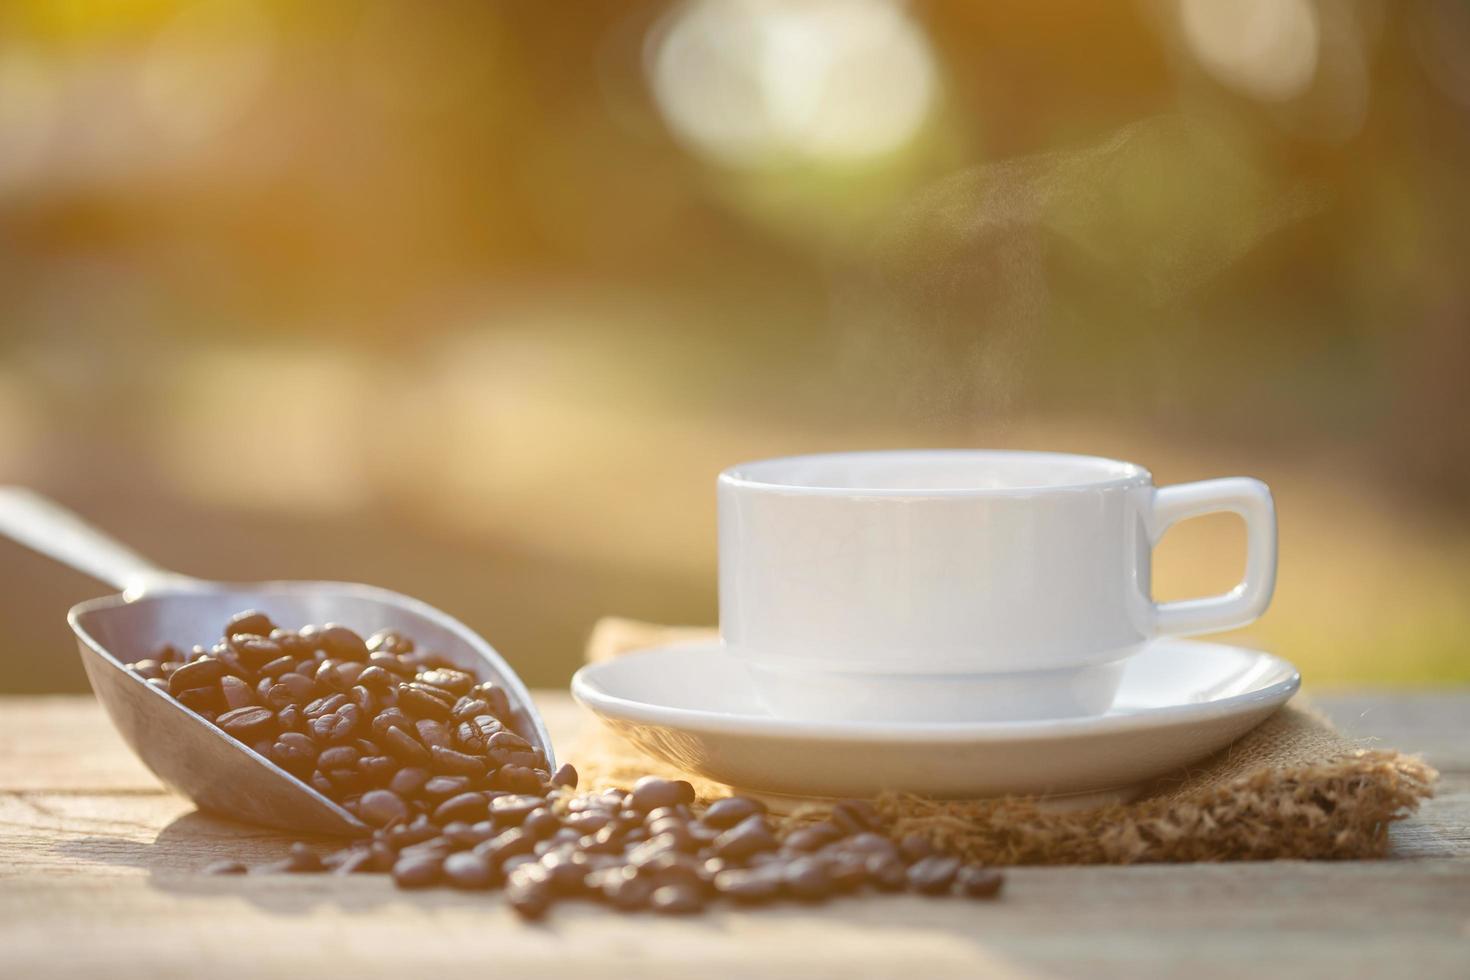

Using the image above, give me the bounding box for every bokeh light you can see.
[648,0,937,168]
[137,0,276,150]
[0,43,58,193]
[1179,0,1320,102]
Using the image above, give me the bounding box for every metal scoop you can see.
[0,487,554,837]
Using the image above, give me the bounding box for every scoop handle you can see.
[0,487,183,595]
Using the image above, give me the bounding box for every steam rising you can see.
[834,116,1328,426]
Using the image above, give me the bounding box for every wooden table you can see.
[2,691,1466,979]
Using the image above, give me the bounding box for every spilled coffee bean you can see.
[136,613,1005,918]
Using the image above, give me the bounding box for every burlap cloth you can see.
[569,618,1437,864]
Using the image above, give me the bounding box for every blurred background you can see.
[1,0,1466,693]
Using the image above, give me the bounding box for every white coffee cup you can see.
[718,450,1276,723]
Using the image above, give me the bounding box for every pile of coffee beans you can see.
[129,610,548,824]
[134,612,1004,918]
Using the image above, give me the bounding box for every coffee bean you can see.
[414,719,453,750]
[488,748,544,773]
[625,834,677,869]
[213,649,254,681]
[489,794,544,826]
[651,883,704,915]
[333,848,375,875]
[839,832,898,860]
[399,683,453,720]
[715,866,782,903]
[304,693,349,719]
[311,659,341,689]
[955,864,1005,898]
[867,855,909,891]
[359,755,399,784]
[897,833,936,863]
[475,828,535,867]
[396,833,451,858]
[389,817,441,850]
[359,789,410,827]
[130,659,165,680]
[345,684,375,714]
[422,775,472,802]
[444,851,496,890]
[269,629,314,658]
[826,854,869,892]
[561,811,608,834]
[310,707,359,745]
[317,745,360,770]
[487,730,532,752]
[646,855,707,898]
[601,869,655,910]
[388,766,431,798]
[540,850,592,895]
[713,814,777,861]
[647,823,698,853]
[318,625,369,662]
[371,707,412,736]
[284,842,324,873]
[419,668,474,696]
[628,776,695,813]
[579,825,623,855]
[546,828,582,849]
[258,655,297,680]
[702,795,765,830]
[433,792,490,824]
[218,706,276,742]
[490,765,542,794]
[333,662,365,689]
[271,732,317,774]
[225,610,275,638]
[784,825,840,853]
[368,651,414,677]
[168,657,225,695]
[522,808,560,840]
[367,630,414,655]
[782,856,834,901]
[506,878,551,920]
[354,665,394,693]
[430,745,486,778]
[645,807,686,829]
[473,683,512,719]
[443,821,494,848]
[451,697,495,722]
[219,675,256,711]
[454,716,500,753]
[906,855,961,894]
[325,767,367,792]
[392,853,443,889]
[231,636,285,670]
[381,726,431,767]
[550,763,578,789]
[276,703,304,733]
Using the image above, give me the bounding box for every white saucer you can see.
[571,639,1300,804]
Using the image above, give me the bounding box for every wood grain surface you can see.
[1,692,1467,980]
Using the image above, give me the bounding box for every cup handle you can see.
[1149,477,1277,637]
